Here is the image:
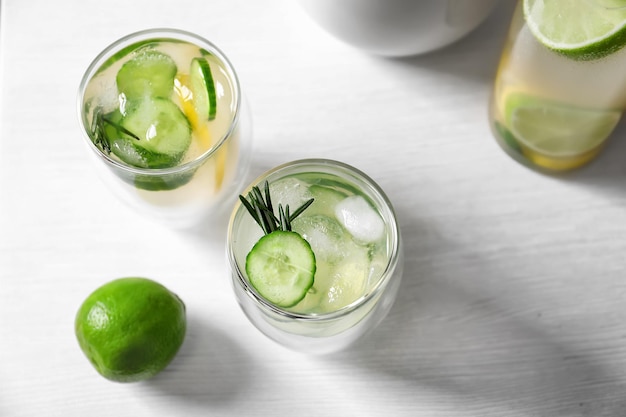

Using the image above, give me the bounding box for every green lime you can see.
[524,0,626,60]
[75,277,186,383]
[504,92,621,157]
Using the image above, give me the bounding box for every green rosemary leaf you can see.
[278,205,287,231]
[263,181,273,214]
[284,205,291,231]
[239,183,314,235]
[102,116,141,141]
[251,186,266,209]
[264,208,278,233]
[253,202,270,235]
[239,195,263,230]
[289,198,314,222]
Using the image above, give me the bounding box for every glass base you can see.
[231,251,403,355]
[491,121,606,174]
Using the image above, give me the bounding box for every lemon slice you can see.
[175,69,227,191]
[524,0,626,60]
[504,92,621,157]
[176,74,211,150]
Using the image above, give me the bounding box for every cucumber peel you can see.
[189,57,217,121]
[246,231,316,308]
[119,98,192,168]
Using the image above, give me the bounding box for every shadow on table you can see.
[143,314,254,407]
[545,117,626,198]
[177,155,282,244]
[323,208,624,416]
[369,0,515,86]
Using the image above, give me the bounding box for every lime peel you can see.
[75,277,186,383]
[524,0,626,60]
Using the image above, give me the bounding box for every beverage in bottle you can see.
[490,0,626,172]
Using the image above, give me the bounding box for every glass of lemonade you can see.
[227,159,403,354]
[489,0,626,172]
[78,29,251,227]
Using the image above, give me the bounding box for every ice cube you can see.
[292,215,347,263]
[269,178,312,211]
[335,195,384,244]
[110,138,148,167]
[322,247,370,310]
[367,244,388,288]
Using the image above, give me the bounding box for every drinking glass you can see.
[78,29,252,228]
[227,159,404,354]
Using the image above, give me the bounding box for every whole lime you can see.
[75,277,186,382]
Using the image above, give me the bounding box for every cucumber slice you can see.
[116,50,177,100]
[132,170,196,191]
[95,108,196,190]
[246,231,316,308]
[118,98,192,168]
[102,109,157,168]
[189,57,217,121]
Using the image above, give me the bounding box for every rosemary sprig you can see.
[91,108,141,154]
[239,181,314,235]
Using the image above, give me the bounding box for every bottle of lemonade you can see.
[490,0,626,172]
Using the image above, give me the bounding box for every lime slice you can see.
[504,92,621,157]
[524,0,626,60]
[189,57,217,121]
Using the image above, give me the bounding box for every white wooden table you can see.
[3,1,626,416]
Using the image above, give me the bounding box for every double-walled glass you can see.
[227,159,404,354]
[78,29,251,228]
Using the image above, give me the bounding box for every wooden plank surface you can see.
[3,1,626,416]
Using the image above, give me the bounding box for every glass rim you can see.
[584,0,626,9]
[77,27,242,176]
[227,158,402,322]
